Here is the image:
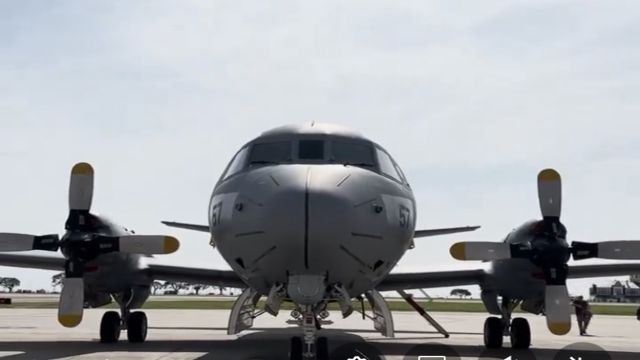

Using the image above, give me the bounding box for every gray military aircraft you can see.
[450,168,640,349]
[2,124,640,359]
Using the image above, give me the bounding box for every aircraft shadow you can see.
[0,330,634,360]
[149,325,483,336]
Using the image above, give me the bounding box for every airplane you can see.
[1,123,640,360]
[449,168,640,349]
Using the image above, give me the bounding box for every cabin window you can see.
[248,141,292,165]
[298,140,325,160]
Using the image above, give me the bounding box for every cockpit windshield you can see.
[330,140,375,168]
[221,136,407,185]
[248,141,292,165]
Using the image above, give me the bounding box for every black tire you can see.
[127,311,148,343]
[483,316,503,349]
[100,311,121,343]
[316,336,329,360]
[289,336,303,360]
[510,317,531,349]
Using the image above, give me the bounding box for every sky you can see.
[1,1,640,298]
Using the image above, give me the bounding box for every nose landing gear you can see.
[288,306,330,360]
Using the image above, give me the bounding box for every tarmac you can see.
[0,308,637,359]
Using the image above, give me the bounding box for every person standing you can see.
[572,296,592,335]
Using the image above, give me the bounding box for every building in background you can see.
[589,276,640,303]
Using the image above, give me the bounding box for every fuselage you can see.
[208,124,416,305]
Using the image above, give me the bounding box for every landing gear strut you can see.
[99,300,148,343]
[288,306,329,360]
[483,298,531,349]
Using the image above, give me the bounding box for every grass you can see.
[1,299,638,316]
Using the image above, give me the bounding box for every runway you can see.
[0,309,637,359]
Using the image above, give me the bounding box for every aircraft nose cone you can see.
[212,164,414,296]
[304,165,414,293]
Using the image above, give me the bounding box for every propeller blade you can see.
[98,235,180,255]
[572,240,640,260]
[537,168,562,220]
[544,284,571,335]
[450,242,511,261]
[68,162,94,211]
[66,163,95,230]
[0,233,59,251]
[58,277,84,328]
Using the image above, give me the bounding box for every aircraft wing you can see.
[567,263,640,278]
[161,221,209,233]
[413,226,480,238]
[376,269,487,291]
[377,263,640,291]
[146,264,245,288]
[0,254,245,289]
[0,253,65,271]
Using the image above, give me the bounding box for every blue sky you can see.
[1,1,640,297]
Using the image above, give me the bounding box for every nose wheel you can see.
[99,310,148,343]
[289,336,329,360]
[288,306,329,360]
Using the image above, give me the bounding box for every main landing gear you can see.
[484,298,531,349]
[99,305,148,343]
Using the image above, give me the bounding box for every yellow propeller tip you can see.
[163,236,180,254]
[71,162,94,176]
[548,322,571,335]
[58,314,82,328]
[538,168,560,182]
[450,243,466,260]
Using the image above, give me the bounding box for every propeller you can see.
[450,168,640,335]
[0,162,180,327]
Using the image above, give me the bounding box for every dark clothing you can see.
[573,299,588,315]
[572,299,592,335]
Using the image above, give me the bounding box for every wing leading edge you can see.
[161,221,209,233]
[414,226,481,238]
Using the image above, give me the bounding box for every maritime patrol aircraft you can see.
[2,123,640,359]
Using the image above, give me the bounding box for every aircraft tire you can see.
[483,316,503,349]
[289,336,303,360]
[316,336,329,360]
[100,311,121,343]
[127,311,148,343]
[510,317,531,349]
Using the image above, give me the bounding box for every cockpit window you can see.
[299,140,324,160]
[375,147,402,182]
[223,146,249,179]
[248,141,292,165]
[331,140,375,168]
